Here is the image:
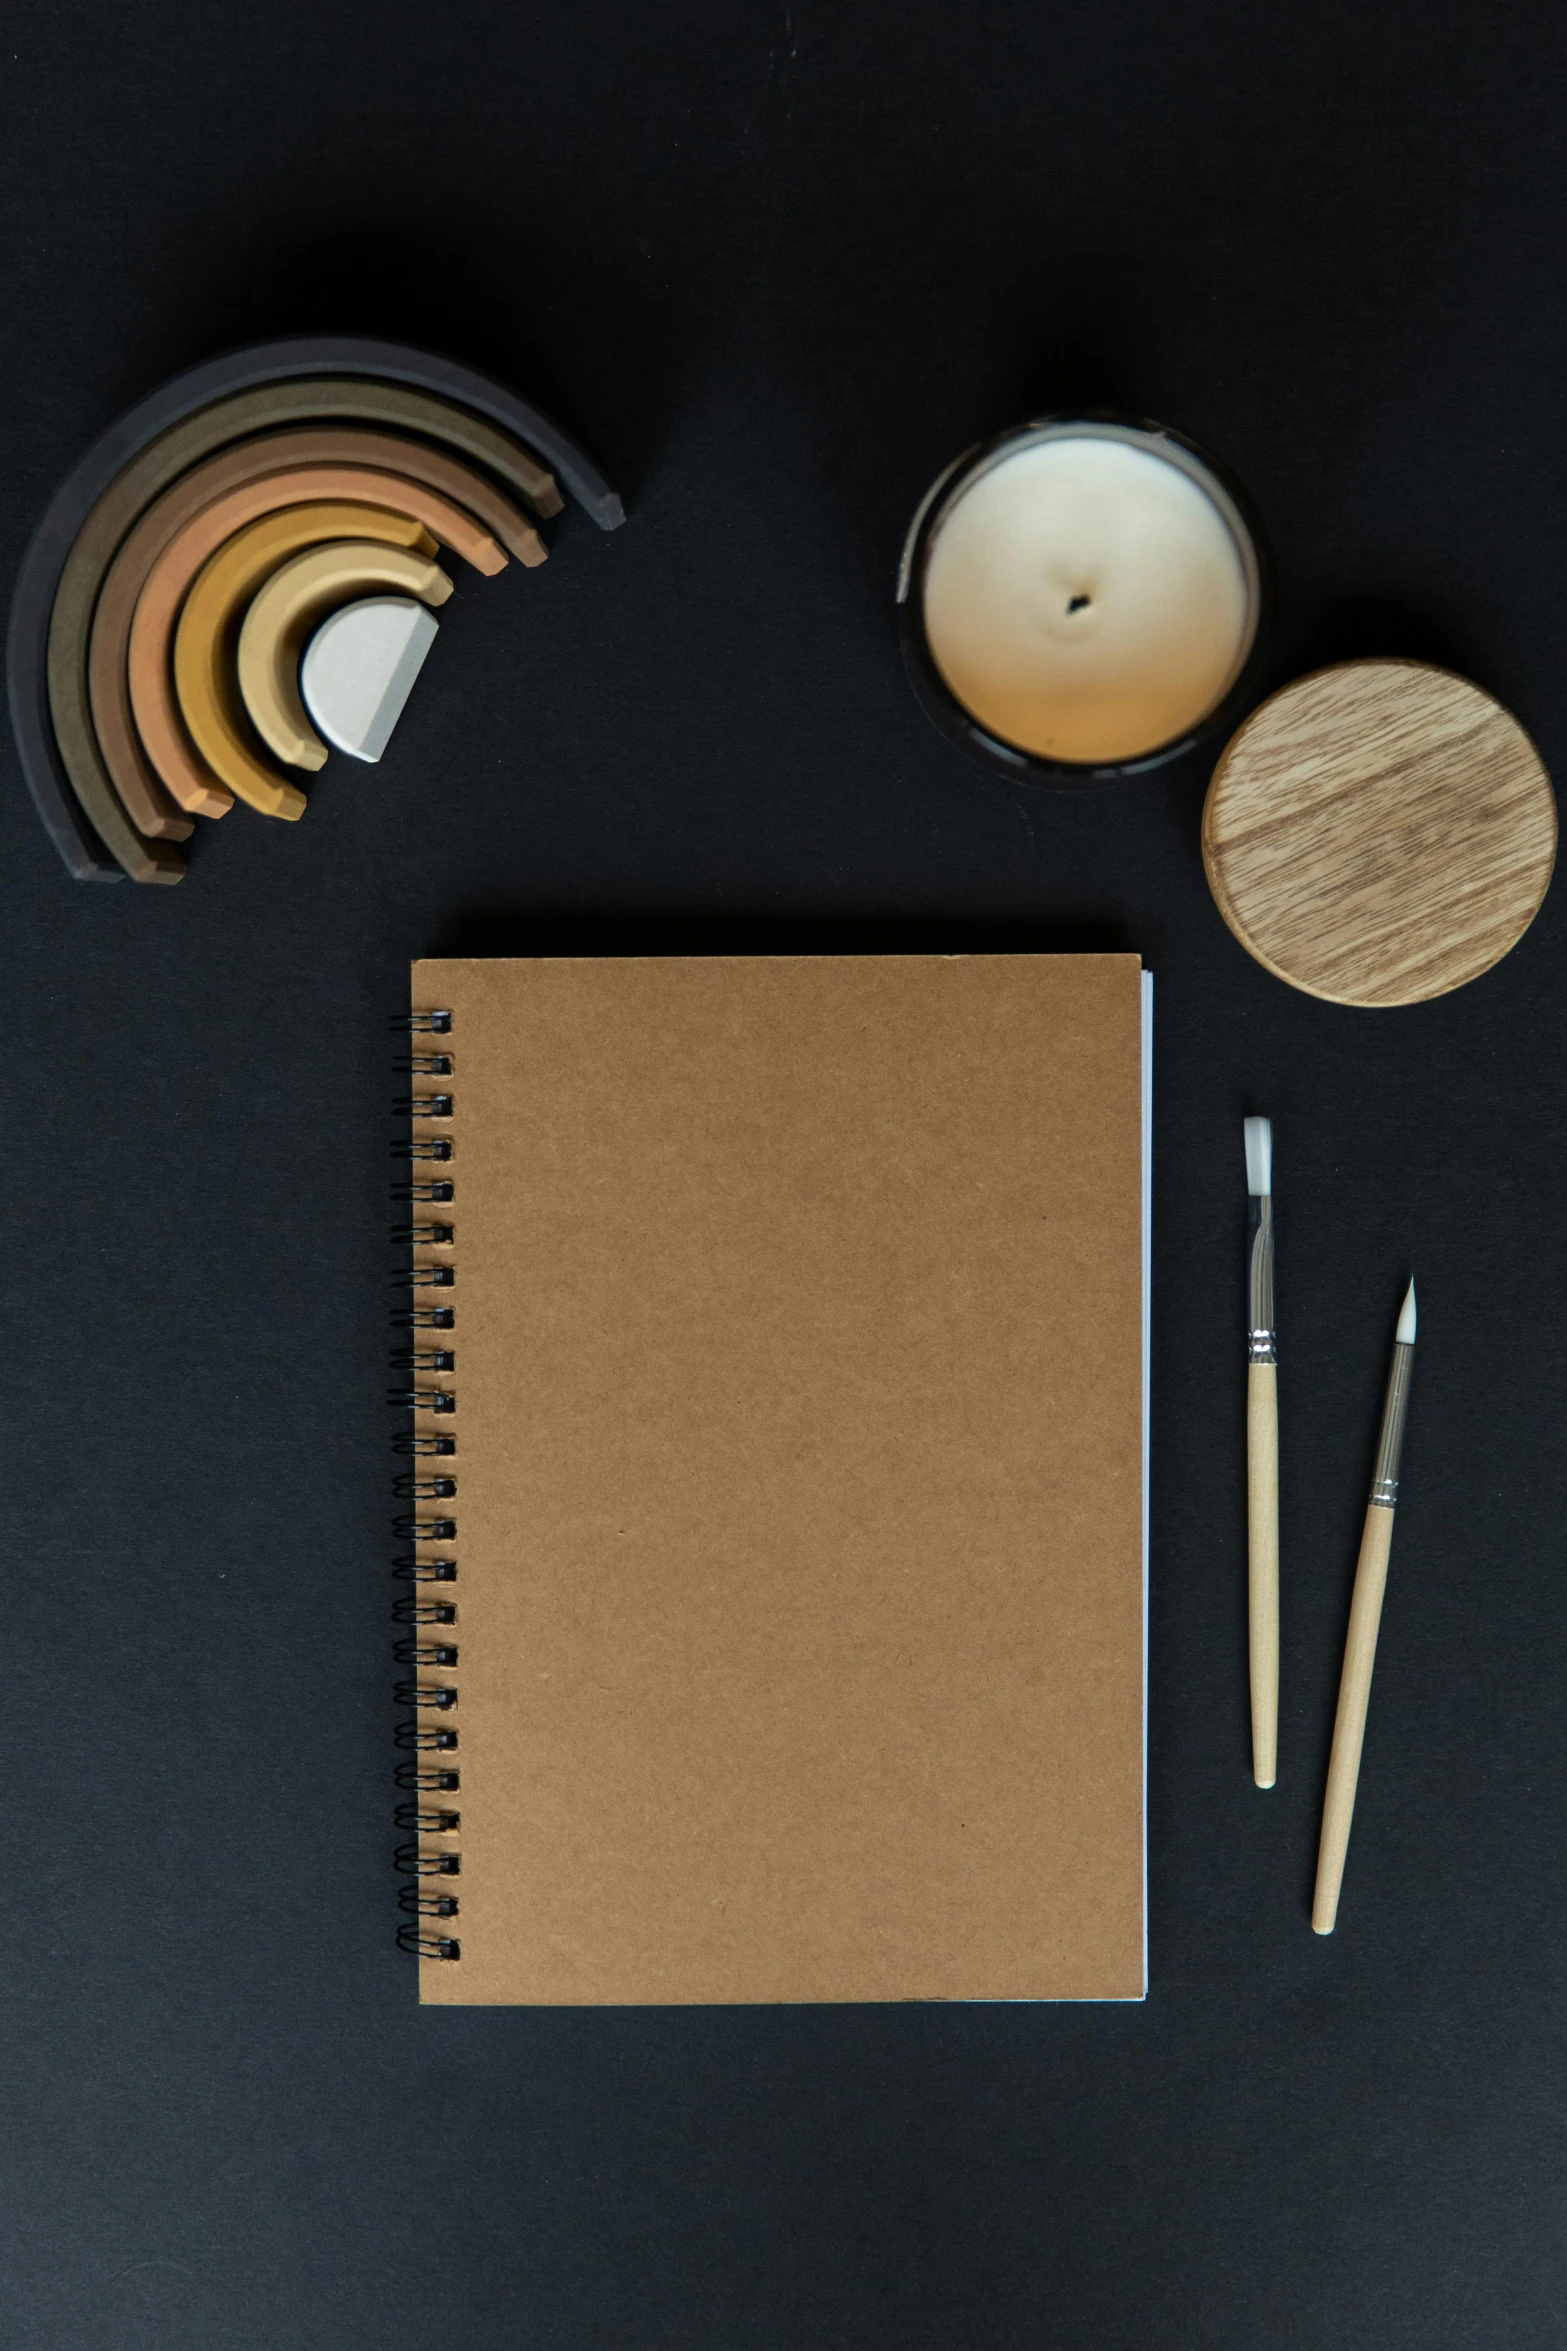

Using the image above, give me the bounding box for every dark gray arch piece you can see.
[7,337,624,882]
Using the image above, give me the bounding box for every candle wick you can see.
[1066,593,1092,613]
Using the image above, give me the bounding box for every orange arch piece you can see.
[170,503,436,820]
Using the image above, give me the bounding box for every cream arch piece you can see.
[300,597,441,763]
[237,544,452,770]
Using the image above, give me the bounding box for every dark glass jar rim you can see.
[897,411,1274,787]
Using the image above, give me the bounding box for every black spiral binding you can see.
[391,1008,461,1960]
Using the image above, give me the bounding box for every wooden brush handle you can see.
[1247,1361,1280,1788]
[1313,1503,1396,1934]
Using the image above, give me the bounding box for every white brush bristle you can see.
[1243,1116,1272,1196]
[1397,1279,1416,1344]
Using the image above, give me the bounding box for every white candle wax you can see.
[920,427,1259,766]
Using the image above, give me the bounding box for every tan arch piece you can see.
[237,542,452,770]
[172,504,436,820]
[121,453,519,817]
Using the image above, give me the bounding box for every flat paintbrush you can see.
[1244,1115,1278,1788]
[1313,1278,1417,1934]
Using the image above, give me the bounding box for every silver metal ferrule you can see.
[1247,1196,1276,1364]
[1369,1340,1415,1508]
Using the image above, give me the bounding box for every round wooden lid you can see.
[1202,660,1557,1007]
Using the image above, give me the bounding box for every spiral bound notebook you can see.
[394,953,1151,2005]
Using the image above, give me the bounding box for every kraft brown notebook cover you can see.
[405,954,1150,2004]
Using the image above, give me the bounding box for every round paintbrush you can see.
[1244,1116,1278,1788]
[1313,1279,1417,1933]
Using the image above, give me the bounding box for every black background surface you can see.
[4,5,1567,2345]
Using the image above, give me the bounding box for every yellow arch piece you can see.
[237,541,452,772]
[173,502,438,819]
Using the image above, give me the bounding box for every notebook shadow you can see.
[424,909,1139,961]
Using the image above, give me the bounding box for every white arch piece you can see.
[299,595,440,763]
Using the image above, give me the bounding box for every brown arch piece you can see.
[50,377,559,879]
[233,426,548,566]
[93,447,519,823]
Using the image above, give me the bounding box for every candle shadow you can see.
[987,250,1159,427]
[762,201,1172,631]
[1273,596,1479,688]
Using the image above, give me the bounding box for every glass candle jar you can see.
[898,415,1270,783]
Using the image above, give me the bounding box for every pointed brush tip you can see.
[1397,1279,1416,1344]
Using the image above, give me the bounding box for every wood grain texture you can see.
[1247,1361,1279,1789]
[1203,660,1556,1007]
